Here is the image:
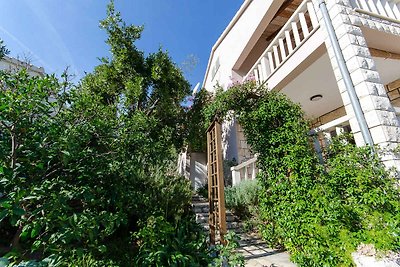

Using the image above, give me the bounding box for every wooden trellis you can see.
[206,119,227,245]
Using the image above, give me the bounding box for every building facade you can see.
[0,55,45,77]
[203,0,400,185]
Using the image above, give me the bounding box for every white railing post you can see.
[292,22,301,46]
[257,64,264,82]
[230,156,258,185]
[267,52,275,72]
[307,2,319,28]
[251,162,256,180]
[354,0,400,21]
[285,30,294,53]
[278,38,287,60]
[299,12,310,37]
[260,56,271,78]
[231,167,241,186]
[244,1,321,90]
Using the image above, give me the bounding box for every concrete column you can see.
[313,0,400,170]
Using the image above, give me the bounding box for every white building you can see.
[0,55,45,77]
[202,0,400,185]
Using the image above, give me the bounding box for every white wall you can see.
[189,152,207,190]
[203,0,284,91]
[0,56,44,76]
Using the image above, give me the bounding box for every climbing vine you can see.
[204,81,400,266]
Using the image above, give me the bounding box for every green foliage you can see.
[0,39,9,59]
[133,215,245,267]
[0,2,213,266]
[186,89,212,152]
[196,183,208,199]
[133,215,210,266]
[211,231,245,267]
[84,0,191,150]
[225,180,260,220]
[205,81,400,266]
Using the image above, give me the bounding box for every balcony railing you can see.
[245,0,319,83]
[231,156,258,186]
[352,0,400,22]
[310,115,352,163]
[230,115,353,185]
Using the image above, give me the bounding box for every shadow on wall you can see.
[190,152,207,191]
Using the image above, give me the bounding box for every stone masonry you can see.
[312,0,400,170]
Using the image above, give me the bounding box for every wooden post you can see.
[215,120,227,245]
[206,119,227,245]
[206,128,215,245]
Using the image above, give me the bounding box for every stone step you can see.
[196,213,236,223]
[192,203,209,213]
[192,195,206,201]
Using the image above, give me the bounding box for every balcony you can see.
[351,0,400,22]
[245,0,320,85]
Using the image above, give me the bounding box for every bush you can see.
[196,183,208,199]
[133,215,245,267]
[133,215,210,266]
[225,180,260,219]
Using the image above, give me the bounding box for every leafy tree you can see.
[0,2,245,265]
[185,89,212,152]
[82,0,190,150]
[0,2,200,265]
[0,39,9,59]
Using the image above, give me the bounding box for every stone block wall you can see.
[236,123,254,163]
[386,79,400,107]
[311,0,400,169]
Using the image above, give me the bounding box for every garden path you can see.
[192,194,296,267]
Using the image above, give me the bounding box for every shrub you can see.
[133,215,210,266]
[225,180,260,219]
[133,215,244,267]
[196,183,208,199]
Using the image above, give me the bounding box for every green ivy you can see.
[204,81,400,266]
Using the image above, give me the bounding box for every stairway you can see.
[191,194,241,234]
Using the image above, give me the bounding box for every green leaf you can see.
[31,224,41,238]
[32,240,42,251]
[12,207,25,216]
[98,245,107,253]
[0,209,7,222]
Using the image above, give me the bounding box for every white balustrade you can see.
[245,0,319,83]
[231,156,258,186]
[352,0,400,22]
[310,115,351,162]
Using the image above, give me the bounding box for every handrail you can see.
[245,0,319,82]
[231,155,257,171]
[231,156,258,185]
[352,0,400,22]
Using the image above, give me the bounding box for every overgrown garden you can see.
[1,1,400,266]
[0,2,241,266]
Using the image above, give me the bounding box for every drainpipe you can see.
[317,0,374,148]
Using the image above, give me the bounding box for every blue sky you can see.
[0,0,243,89]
